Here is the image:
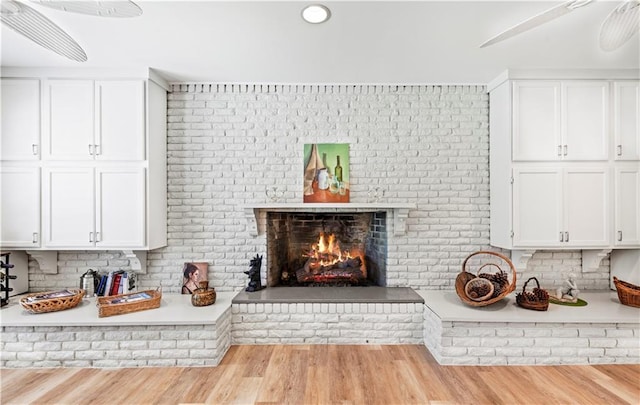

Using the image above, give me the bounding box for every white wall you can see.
[28,84,610,292]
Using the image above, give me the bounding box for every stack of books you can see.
[96,271,134,296]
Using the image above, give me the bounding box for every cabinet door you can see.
[0,167,40,247]
[564,168,609,246]
[513,168,563,247]
[562,82,609,160]
[95,167,145,247]
[512,81,561,161]
[613,81,640,161]
[95,81,145,161]
[615,167,640,246]
[1,79,40,160]
[44,80,94,160]
[43,167,94,247]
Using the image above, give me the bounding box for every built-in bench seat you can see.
[420,290,640,365]
[2,289,638,368]
[0,293,235,368]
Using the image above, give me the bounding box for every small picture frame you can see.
[181,262,208,294]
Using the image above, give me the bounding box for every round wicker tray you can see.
[455,251,517,307]
[20,289,85,314]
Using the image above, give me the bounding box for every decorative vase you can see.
[191,281,216,307]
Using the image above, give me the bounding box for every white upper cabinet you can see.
[44,79,145,161]
[0,69,167,252]
[42,167,95,248]
[1,79,40,160]
[0,167,40,247]
[512,166,609,248]
[96,167,145,248]
[489,71,638,252]
[512,80,609,161]
[96,81,145,161]
[615,166,640,247]
[613,81,640,161]
[43,167,146,248]
[512,168,563,247]
[562,82,609,161]
[512,81,560,161]
[44,80,95,160]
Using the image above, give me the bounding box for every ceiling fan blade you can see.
[31,1,142,18]
[480,0,593,48]
[599,0,639,51]
[1,0,87,62]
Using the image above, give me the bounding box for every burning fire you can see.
[305,232,364,269]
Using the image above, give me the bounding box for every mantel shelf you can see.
[243,203,415,237]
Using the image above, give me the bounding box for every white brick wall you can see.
[0,309,232,368]
[231,302,424,345]
[26,84,609,293]
[424,306,640,365]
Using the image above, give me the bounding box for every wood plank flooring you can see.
[1,345,639,404]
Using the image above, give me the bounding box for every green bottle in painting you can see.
[335,155,343,182]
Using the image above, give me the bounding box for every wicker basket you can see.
[97,289,161,317]
[516,277,549,311]
[20,289,85,314]
[455,251,517,307]
[464,278,495,301]
[613,277,640,308]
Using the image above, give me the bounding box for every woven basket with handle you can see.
[516,277,549,311]
[455,251,517,307]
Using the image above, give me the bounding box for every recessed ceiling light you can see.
[302,4,331,24]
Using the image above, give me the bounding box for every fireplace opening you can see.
[267,212,387,287]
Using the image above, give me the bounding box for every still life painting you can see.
[303,143,350,203]
[181,262,208,294]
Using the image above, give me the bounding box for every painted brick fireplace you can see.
[25,83,611,294]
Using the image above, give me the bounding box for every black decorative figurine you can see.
[245,254,265,292]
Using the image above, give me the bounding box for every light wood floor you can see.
[1,345,639,405]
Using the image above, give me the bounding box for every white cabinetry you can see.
[1,79,40,160]
[512,81,608,161]
[615,166,640,247]
[43,167,145,248]
[44,80,144,161]
[0,167,40,247]
[513,167,609,248]
[614,81,640,160]
[489,71,639,269]
[0,69,167,256]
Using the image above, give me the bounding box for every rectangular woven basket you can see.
[97,289,161,317]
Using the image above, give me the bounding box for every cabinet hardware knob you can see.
[89,232,93,243]
[565,231,569,242]
[618,231,623,241]
[563,145,568,156]
[96,232,100,242]
[557,145,562,157]
[617,145,622,156]
[560,232,564,242]
[32,232,38,243]
[32,144,38,155]
[89,144,94,155]
[95,144,101,156]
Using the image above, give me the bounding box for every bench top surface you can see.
[1,292,235,327]
[419,290,640,324]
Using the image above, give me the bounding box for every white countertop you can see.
[418,290,640,324]
[0,292,235,327]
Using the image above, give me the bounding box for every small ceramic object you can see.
[191,280,216,307]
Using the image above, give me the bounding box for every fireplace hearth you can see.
[266,212,387,287]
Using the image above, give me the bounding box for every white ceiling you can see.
[1,1,639,84]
